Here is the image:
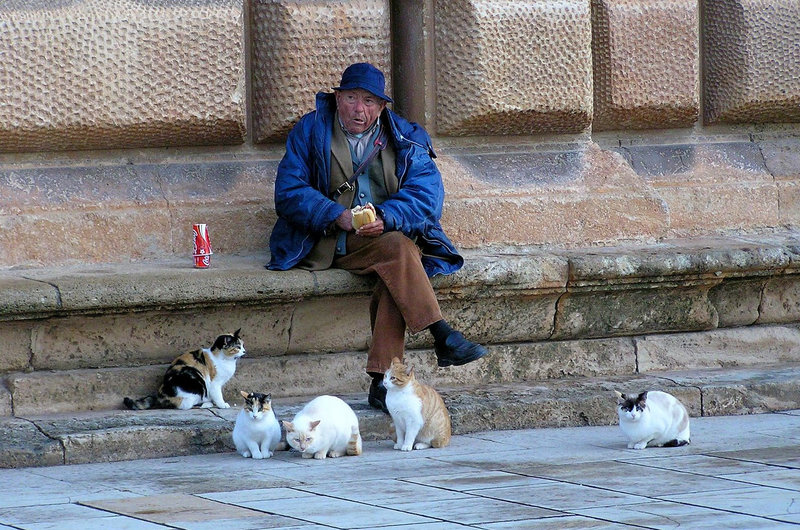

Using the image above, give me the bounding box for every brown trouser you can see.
[333,231,442,375]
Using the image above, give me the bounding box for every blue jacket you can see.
[267,92,464,277]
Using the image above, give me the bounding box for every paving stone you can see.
[83,494,275,525]
[390,496,561,526]
[0,412,798,529]
[661,486,800,521]
[577,500,784,529]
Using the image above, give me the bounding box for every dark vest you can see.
[298,119,398,270]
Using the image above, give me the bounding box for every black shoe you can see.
[435,331,489,367]
[368,378,389,414]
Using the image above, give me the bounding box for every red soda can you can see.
[192,223,212,268]
[194,254,211,268]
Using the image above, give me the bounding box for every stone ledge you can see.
[2,232,798,321]
[3,364,799,469]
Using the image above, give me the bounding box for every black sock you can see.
[428,319,454,342]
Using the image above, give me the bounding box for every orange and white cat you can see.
[384,357,451,451]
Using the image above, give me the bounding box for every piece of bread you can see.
[351,203,376,230]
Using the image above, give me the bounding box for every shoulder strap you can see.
[332,130,388,199]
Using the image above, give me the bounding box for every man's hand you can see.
[335,209,354,232]
[355,216,384,237]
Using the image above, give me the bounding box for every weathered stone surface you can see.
[565,236,793,282]
[0,210,173,268]
[63,425,231,465]
[0,384,12,416]
[437,143,671,248]
[758,275,800,324]
[0,277,60,319]
[636,325,800,372]
[0,321,32,374]
[591,0,699,131]
[686,366,800,416]
[620,142,782,236]
[0,160,276,268]
[28,306,293,371]
[0,417,63,468]
[8,336,636,415]
[250,0,391,142]
[761,138,800,178]
[14,254,309,316]
[433,0,592,135]
[433,295,559,346]
[704,0,800,124]
[553,285,718,340]
[442,191,668,249]
[777,178,800,228]
[28,408,233,465]
[445,376,701,433]
[708,278,765,327]
[288,296,372,354]
[8,365,166,416]
[0,0,245,153]
[1,139,797,269]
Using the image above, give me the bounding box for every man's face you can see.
[335,88,386,135]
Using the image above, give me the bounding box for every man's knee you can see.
[375,232,419,257]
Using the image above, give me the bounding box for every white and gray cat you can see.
[233,391,284,459]
[616,390,690,449]
[282,395,362,459]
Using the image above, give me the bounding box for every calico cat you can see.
[282,395,362,459]
[232,391,283,459]
[616,390,691,449]
[384,357,451,451]
[123,330,245,410]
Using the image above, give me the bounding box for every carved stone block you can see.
[0,0,246,152]
[433,0,593,136]
[250,0,391,143]
[591,0,699,131]
[704,0,800,124]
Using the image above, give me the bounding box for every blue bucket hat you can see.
[333,62,393,103]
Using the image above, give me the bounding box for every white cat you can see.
[616,390,691,449]
[282,395,362,459]
[233,391,282,459]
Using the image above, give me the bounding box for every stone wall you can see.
[0,0,798,268]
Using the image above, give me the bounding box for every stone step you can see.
[6,322,800,416]
[3,363,798,469]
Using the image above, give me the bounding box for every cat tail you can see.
[346,425,362,456]
[662,438,690,447]
[123,394,162,410]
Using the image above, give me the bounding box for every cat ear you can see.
[233,328,241,339]
[239,390,249,399]
[614,390,624,400]
[637,391,648,402]
[309,420,321,431]
[281,421,294,432]
[405,364,413,376]
[391,356,401,365]
[264,393,272,401]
